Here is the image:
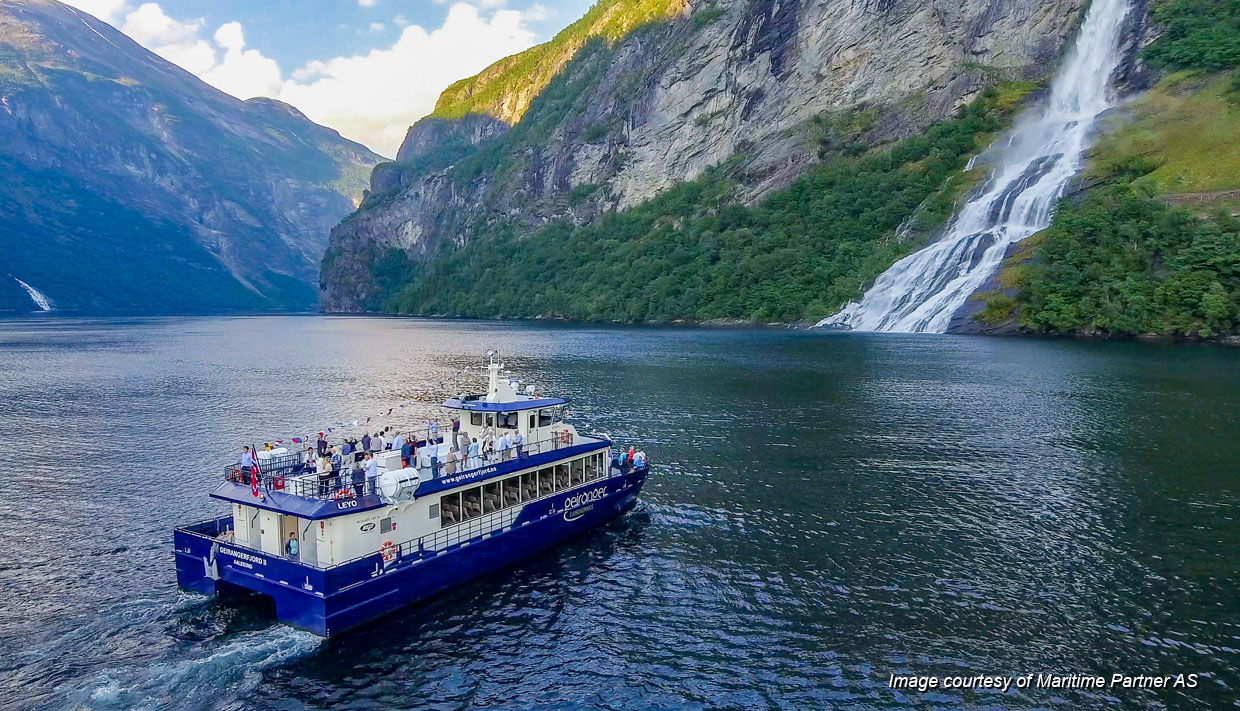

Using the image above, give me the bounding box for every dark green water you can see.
[0,316,1236,710]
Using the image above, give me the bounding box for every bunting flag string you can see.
[256,355,504,451]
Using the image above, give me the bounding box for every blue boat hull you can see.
[175,465,648,635]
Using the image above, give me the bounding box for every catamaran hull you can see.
[175,466,647,636]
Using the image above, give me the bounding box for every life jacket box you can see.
[256,448,288,461]
[374,450,404,472]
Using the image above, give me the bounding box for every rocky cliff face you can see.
[0,0,381,313]
[322,0,1087,313]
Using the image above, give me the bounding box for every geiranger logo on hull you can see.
[562,486,607,521]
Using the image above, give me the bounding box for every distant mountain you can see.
[0,0,382,313]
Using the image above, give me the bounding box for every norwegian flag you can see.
[250,443,261,496]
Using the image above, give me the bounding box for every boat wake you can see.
[817,0,1131,333]
[67,625,319,711]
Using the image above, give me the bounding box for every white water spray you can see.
[14,278,53,311]
[819,0,1131,333]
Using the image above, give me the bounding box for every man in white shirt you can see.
[364,452,378,481]
[428,420,440,442]
[390,431,405,451]
[497,433,510,461]
[238,446,254,470]
[513,431,524,458]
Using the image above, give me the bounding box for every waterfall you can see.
[14,278,53,311]
[817,0,1131,333]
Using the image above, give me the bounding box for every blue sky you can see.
[66,0,597,156]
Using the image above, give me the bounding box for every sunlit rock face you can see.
[322,0,1090,313]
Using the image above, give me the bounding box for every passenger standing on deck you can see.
[238,446,254,471]
[513,430,525,458]
[362,432,371,452]
[316,433,328,457]
[400,437,413,468]
[468,438,480,469]
[374,431,386,452]
[364,452,378,488]
[497,432,510,461]
[390,430,404,452]
[286,532,299,562]
[428,420,440,443]
[317,451,333,496]
[445,448,458,475]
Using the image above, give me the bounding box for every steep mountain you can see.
[0,0,381,313]
[321,0,1091,316]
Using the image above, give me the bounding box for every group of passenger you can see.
[615,446,647,472]
[236,417,630,500]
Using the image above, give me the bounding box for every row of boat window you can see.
[468,407,563,431]
[437,452,605,527]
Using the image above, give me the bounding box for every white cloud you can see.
[523,3,553,22]
[63,0,127,24]
[199,22,283,101]
[121,3,216,74]
[277,3,536,156]
[68,1,539,157]
[358,0,379,6]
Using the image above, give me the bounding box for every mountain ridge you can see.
[0,0,381,313]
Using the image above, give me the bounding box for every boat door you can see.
[258,509,281,556]
[283,515,316,565]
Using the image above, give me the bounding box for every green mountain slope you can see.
[0,0,381,313]
[431,0,687,123]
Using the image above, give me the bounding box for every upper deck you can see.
[212,357,611,519]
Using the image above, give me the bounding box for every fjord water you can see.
[1,317,1238,711]
[821,0,1131,333]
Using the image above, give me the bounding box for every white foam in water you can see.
[69,626,319,711]
[14,278,53,311]
[818,0,1131,333]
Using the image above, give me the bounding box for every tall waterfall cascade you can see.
[817,0,1132,333]
[15,278,53,311]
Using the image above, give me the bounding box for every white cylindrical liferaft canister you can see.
[376,467,420,502]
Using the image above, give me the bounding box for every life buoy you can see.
[380,540,397,563]
[559,429,571,445]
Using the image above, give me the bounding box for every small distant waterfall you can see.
[15,278,53,311]
[818,0,1131,333]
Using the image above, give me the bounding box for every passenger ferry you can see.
[173,358,650,636]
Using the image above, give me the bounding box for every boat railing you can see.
[221,430,596,502]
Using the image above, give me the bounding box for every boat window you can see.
[538,409,553,427]
[498,412,517,429]
[381,517,393,534]
[483,482,501,514]
[503,476,522,507]
[529,414,536,430]
[441,493,461,527]
[554,407,564,423]
[522,471,537,500]
[462,487,483,520]
[555,464,570,490]
[571,458,584,486]
[538,467,554,496]
[584,455,597,481]
[471,413,484,426]
[429,503,440,519]
[486,414,494,427]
